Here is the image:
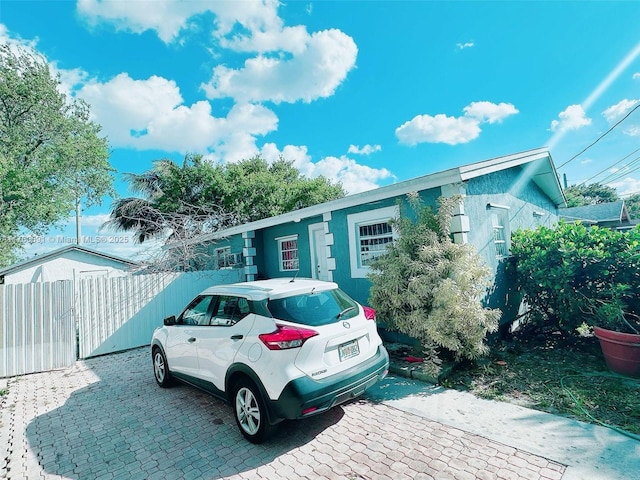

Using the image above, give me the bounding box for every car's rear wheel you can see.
[233,379,274,443]
[153,347,172,387]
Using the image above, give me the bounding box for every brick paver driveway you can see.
[0,347,565,480]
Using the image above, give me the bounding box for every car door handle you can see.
[230,334,243,340]
[188,337,196,343]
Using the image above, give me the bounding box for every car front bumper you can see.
[267,345,389,422]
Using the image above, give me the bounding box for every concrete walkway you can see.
[367,376,640,480]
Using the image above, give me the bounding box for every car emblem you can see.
[342,321,350,329]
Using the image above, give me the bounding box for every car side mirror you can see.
[163,315,176,326]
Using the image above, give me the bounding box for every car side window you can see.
[180,295,214,326]
[211,295,251,326]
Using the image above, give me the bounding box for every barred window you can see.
[214,247,231,269]
[358,222,394,266]
[490,209,510,258]
[347,206,398,278]
[277,235,299,271]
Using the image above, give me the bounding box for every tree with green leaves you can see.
[624,193,640,219]
[564,183,619,207]
[107,154,345,268]
[0,43,114,267]
[510,221,640,335]
[367,194,500,376]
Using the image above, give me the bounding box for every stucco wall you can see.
[3,251,133,284]
[464,167,559,321]
[258,215,323,279]
[465,167,558,271]
[328,189,442,306]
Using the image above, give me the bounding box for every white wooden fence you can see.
[0,269,244,378]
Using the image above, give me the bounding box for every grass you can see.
[440,329,640,437]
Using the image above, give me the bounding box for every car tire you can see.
[152,347,172,388]
[233,378,275,443]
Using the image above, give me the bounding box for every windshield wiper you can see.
[337,307,356,319]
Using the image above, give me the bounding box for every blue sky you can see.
[2,0,640,261]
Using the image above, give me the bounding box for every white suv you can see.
[151,278,389,443]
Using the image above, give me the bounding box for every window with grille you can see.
[214,247,231,269]
[347,206,398,278]
[277,235,299,271]
[358,222,394,266]
[490,209,510,258]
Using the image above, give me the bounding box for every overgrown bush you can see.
[510,221,640,335]
[368,194,500,376]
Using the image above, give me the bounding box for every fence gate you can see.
[0,269,243,377]
[0,281,76,378]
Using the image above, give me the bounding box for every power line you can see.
[575,147,640,187]
[558,103,640,169]
[591,155,640,186]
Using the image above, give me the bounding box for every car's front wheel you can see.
[233,379,274,443]
[152,347,172,388]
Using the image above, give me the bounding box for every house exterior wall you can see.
[200,160,561,324]
[464,167,559,320]
[2,251,133,284]
[257,215,323,279]
[328,189,443,305]
[465,167,558,272]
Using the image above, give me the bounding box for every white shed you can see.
[0,245,138,284]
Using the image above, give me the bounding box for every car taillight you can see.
[259,325,319,350]
[363,306,376,321]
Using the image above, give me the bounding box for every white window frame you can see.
[276,235,299,272]
[489,206,510,258]
[214,246,231,269]
[347,206,398,278]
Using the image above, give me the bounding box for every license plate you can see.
[339,340,359,361]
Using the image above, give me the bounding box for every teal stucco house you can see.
[198,148,566,318]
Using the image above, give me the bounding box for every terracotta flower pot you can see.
[593,326,640,378]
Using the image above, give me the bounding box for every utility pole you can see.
[76,198,82,245]
[75,172,82,245]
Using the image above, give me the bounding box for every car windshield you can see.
[267,288,359,327]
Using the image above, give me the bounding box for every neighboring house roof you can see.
[194,147,565,242]
[0,244,138,276]
[559,201,631,225]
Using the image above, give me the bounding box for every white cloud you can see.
[202,28,357,104]
[611,177,640,197]
[624,125,640,136]
[81,213,112,228]
[395,101,518,146]
[0,23,38,51]
[260,143,312,173]
[348,144,381,155]
[456,42,474,50]
[602,98,639,123]
[260,143,392,194]
[77,0,295,46]
[77,73,278,155]
[550,104,591,132]
[633,73,640,80]
[463,101,519,124]
[76,0,212,43]
[312,155,393,194]
[77,1,358,105]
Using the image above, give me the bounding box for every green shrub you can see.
[368,194,500,376]
[510,221,640,334]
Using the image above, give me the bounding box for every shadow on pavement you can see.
[25,348,345,479]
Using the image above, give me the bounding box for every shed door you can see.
[309,223,329,281]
